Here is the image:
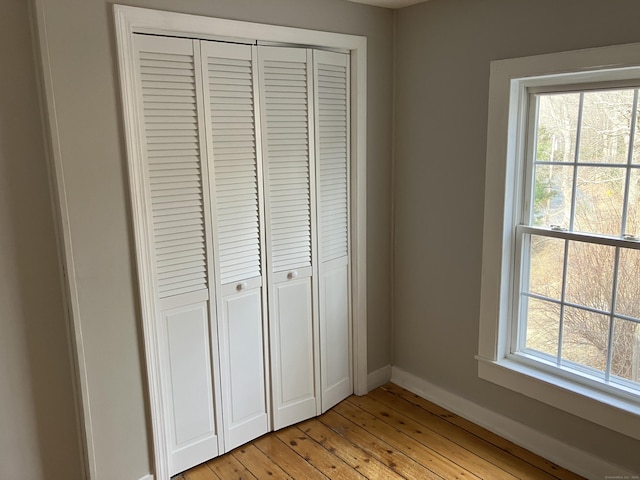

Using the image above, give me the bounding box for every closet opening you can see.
[115,6,367,479]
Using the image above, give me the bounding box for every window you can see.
[479,43,640,439]
[519,86,640,394]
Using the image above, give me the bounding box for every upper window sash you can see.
[522,87,640,238]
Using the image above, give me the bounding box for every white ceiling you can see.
[347,0,427,8]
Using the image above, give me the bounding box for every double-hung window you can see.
[479,43,640,439]
[521,86,640,392]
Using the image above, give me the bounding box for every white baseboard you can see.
[137,475,154,480]
[391,366,635,480]
[367,364,392,391]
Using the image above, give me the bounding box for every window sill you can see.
[477,355,640,440]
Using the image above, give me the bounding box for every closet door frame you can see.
[114,5,367,480]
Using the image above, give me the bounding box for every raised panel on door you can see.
[219,280,268,451]
[318,259,351,411]
[201,40,269,450]
[133,34,220,475]
[314,50,352,412]
[258,45,319,429]
[160,297,219,474]
[271,269,316,428]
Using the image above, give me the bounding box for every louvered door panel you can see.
[205,44,262,286]
[134,34,219,476]
[260,49,312,274]
[201,41,268,453]
[314,50,352,413]
[316,53,349,263]
[139,38,208,299]
[258,46,318,430]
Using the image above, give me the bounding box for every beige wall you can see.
[35,0,394,478]
[394,0,640,472]
[0,1,83,479]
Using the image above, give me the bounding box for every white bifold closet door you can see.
[313,50,352,413]
[200,41,269,453]
[258,46,320,430]
[130,33,352,476]
[133,34,220,476]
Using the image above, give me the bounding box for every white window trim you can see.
[111,6,368,480]
[478,42,640,441]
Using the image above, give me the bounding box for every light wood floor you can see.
[175,383,584,480]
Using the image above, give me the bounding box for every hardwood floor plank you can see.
[299,418,406,480]
[180,463,219,480]
[179,385,584,480]
[232,443,292,479]
[253,435,329,479]
[382,383,585,480]
[334,400,482,480]
[206,452,257,480]
[276,425,367,480]
[348,395,521,480]
[319,409,445,480]
[368,386,559,480]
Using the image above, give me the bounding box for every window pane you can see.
[536,93,579,163]
[626,168,640,237]
[527,235,564,300]
[578,90,634,165]
[532,164,573,227]
[610,317,640,383]
[525,297,560,357]
[574,166,625,236]
[565,241,614,312]
[561,306,609,373]
[616,247,640,319]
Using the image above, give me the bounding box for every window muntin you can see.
[516,86,640,393]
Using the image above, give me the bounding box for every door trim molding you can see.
[113,6,367,479]
[31,0,94,478]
